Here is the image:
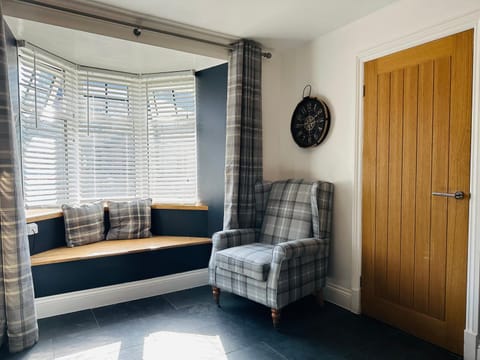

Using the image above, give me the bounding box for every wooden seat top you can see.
[31,236,211,266]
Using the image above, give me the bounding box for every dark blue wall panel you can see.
[32,243,211,297]
[196,63,228,236]
[29,217,66,255]
[151,209,208,237]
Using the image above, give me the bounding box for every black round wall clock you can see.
[290,96,330,148]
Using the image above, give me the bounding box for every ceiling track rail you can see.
[8,0,272,58]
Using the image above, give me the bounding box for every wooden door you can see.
[362,30,473,355]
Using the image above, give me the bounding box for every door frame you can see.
[352,10,480,359]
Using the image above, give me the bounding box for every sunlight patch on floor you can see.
[56,341,121,360]
[49,332,227,359]
[142,331,227,360]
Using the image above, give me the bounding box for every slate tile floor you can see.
[0,286,461,360]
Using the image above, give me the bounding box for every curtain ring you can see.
[302,85,312,99]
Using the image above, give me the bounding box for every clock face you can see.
[291,97,330,148]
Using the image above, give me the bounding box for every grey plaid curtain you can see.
[223,40,263,230]
[0,7,39,353]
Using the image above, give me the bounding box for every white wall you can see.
[262,0,480,293]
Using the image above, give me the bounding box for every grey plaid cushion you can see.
[62,202,105,247]
[260,179,314,245]
[106,199,152,240]
[216,243,274,281]
[215,267,268,305]
[254,181,272,230]
[312,182,334,239]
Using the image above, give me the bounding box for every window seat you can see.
[31,236,211,266]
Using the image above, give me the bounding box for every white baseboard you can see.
[35,269,355,319]
[35,268,209,319]
[464,329,479,360]
[350,287,361,314]
[324,280,353,311]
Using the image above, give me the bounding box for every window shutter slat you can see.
[146,75,197,203]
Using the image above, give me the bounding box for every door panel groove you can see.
[375,72,390,299]
[400,65,418,307]
[429,56,450,321]
[411,64,419,310]
[387,69,404,302]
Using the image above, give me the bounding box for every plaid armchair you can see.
[209,179,334,327]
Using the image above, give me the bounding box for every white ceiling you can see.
[4,16,226,74]
[4,0,399,72]
[88,0,399,49]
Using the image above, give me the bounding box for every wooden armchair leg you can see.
[271,308,281,328]
[212,286,221,306]
[315,289,325,307]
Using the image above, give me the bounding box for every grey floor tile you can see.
[37,310,98,340]
[51,317,149,358]
[264,334,348,360]
[115,344,145,360]
[92,296,174,327]
[227,342,287,360]
[345,331,460,360]
[192,317,264,354]
[113,328,230,360]
[163,285,213,309]
[135,302,233,336]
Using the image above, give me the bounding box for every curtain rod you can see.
[15,0,273,59]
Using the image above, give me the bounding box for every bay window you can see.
[19,45,197,208]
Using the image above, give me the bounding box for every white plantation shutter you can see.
[77,69,147,202]
[19,45,197,207]
[18,47,77,207]
[146,73,197,203]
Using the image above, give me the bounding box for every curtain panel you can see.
[223,40,263,230]
[0,7,38,353]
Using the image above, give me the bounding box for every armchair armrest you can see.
[272,237,329,264]
[209,228,257,287]
[266,237,330,309]
[212,228,257,251]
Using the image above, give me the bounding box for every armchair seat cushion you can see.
[215,243,274,281]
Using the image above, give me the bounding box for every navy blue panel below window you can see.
[29,217,66,255]
[151,209,208,237]
[32,243,212,297]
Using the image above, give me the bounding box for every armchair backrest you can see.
[313,181,334,239]
[254,181,273,230]
[255,179,334,245]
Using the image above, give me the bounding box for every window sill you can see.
[26,203,208,223]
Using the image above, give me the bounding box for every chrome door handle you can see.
[432,191,465,200]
